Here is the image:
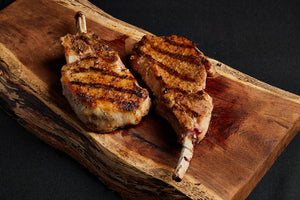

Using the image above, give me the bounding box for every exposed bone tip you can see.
[75,11,87,34]
[173,136,194,181]
[172,174,182,182]
[75,11,84,19]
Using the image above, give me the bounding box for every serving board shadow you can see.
[0,0,299,199]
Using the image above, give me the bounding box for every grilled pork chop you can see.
[131,35,215,181]
[61,12,151,132]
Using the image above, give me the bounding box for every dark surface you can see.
[0,0,299,199]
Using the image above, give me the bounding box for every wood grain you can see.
[0,0,299,199]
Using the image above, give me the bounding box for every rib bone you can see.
[131,35,214,181]
[60,12,151,132]
[172,135,194,181]
[75,11,87,34]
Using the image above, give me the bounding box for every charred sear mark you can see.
[77,92,95,105]
[172,104,201,118]
[150,45,201,66]
[75,91,141,111]
[153,59,195,82]
[163,37,195,48]
[165,87,189,95]
[71,81,147,98]
[141,36,201,65]
[135,48,195,82]
[72,66,134,80]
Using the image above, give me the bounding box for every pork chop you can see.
[131,35,214,181]
[61,12,151,132]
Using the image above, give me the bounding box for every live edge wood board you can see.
[0,0,299,199]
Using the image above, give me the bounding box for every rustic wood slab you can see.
[0,0,299,199]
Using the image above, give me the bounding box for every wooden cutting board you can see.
[0,0,299,199]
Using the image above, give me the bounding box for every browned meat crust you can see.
[131,35,214,181]
[60,13,151,132]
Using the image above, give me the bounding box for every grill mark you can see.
[71,81,147,98]
[72,66,135,80]
[163,88,205,100]
[150,45,202,66]
[155,60,195,81]
[151,45,202,65]
[141,36,202,66]
[76,92,140,111]
[173,103,201,118]
[164,37,195,48]
[159,93,202,118]
[162,87,189,96]
[136,48,195,82]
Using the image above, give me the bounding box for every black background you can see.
[0,0,299,199]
